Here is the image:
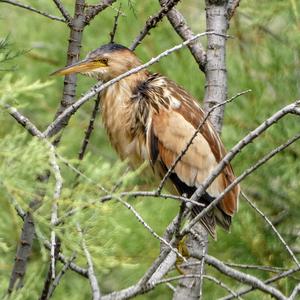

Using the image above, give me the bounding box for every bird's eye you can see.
[99,58,108,65]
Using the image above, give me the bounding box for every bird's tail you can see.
[191,193,232,240]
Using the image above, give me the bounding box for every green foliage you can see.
[0,1,299,299]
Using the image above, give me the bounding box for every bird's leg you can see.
[175,235,190,275]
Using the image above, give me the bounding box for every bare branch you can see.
[49,147,63,279]
[130,0,181,50]
[78,94,101,160]
[159,0,207,71]
[226,0,241,20]
[113,197,186,262]
[45,254,76,300]
[85,0,117,24]
[201,254,287,300]
[52,0,72,24]
[110,4,122,44]
[77,223,101,300]
[288,283,300,300]
[44,31,224,138]
[221,266,300,300]
[204,0,229,133]
[223,262,288,274]
[0,0,66,22]
[4,104,43,137]
[203,275,242,299]
[242,191,300,268]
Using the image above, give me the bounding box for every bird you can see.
[52,43,239,239]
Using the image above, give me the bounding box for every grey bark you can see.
[204,0,229,134]
[173,224,208,300]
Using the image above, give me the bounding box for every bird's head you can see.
[52,43,141,81]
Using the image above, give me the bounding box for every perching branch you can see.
[0,0,66,23]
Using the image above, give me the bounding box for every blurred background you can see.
[0,1,299,299]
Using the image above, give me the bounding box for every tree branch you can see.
[159,0,207,72]
[85,0,117,24]
[52,0,72,24]
[78,94,101,160]
[130,0,181,50]
[0,0,66,22]
[204,0,229,133]
[241,191,300,268]
[202,254,287,300]
[77,223,101,299]
[226,0,241,20]
[45,254,76,299]
[221,266,300,300]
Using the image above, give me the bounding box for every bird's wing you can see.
[142,76,239,232]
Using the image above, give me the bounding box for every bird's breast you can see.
[100,81,149,167]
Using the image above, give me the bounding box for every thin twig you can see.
[242,191,300,268]
[46,254,77,299]
[78,94,101,160]
[221,266,300,300]
[201,254,287,300]
[224,262,288,273]
[110,4,122,43]
[156,89,251,194]
[4,104,43,137]
[159,0,207,71]
[77,223,101,300]
[130,0,181,50]
[114,197,186,262]
[52,0,72,23]
[203,275,243,300]
[49,146,63,279]
[288,282,300,300]
[85,0,117,24]
[43,31,226,138]
[0,0,65,22]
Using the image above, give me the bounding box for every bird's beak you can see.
[51,59,106,76]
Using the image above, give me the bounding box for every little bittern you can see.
[53,43,239,238]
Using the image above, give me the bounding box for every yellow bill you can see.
[51,59,106,76]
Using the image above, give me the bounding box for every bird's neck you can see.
[100,71,149,160]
